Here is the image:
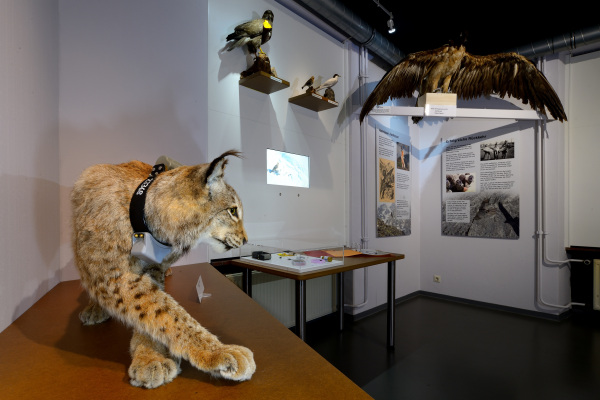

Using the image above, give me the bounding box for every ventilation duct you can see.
[507,25,600,58]
[278,0,404,67]
[281,0,600,64]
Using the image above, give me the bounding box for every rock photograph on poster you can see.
[442,135,519,239]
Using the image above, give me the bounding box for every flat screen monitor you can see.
[266,149,310,188]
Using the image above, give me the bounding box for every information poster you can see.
[442,133,519,238]
[376,127,411,237]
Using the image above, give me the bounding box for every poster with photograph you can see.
[442,133,519,238]
[376,127,411,237]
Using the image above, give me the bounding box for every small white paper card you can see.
[196,275,211,303]
[424,104,457,117]
[370,105,391,115]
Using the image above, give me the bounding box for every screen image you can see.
[266,149,310,188]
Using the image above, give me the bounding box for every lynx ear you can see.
[205,150,243,186]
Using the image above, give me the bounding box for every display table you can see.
[231,251,405,347]
[0,263,372,400]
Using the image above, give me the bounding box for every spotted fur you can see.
[71,150,254,388]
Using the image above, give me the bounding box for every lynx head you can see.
[199,150,248,252]
[147,150,248,254]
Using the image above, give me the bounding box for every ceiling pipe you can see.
[281,0,600,64]
[278,0,404,67]
[508,24,600,58]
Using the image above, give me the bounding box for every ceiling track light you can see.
[372,0,395,34]
[387,16,395,34]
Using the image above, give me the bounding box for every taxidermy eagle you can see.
[359,40,567,124]
[226,10,274,56]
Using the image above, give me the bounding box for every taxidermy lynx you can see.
[71,150,255,388]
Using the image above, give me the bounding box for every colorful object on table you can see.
[277,252,295,257]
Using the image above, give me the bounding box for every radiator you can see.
[228,272,336,327]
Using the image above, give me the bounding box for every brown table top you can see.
[231,251,405,280]
[0,263,372,400]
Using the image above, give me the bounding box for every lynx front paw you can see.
[128,354,181,389]
[205,344,256,381]
[79,301,110,325]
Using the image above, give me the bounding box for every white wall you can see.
[567,50,600,247]
[206,0,348,253]
[351,55,572,317]
[0,0,59,333]
[58,0,350,279]
[58,0,210,280]
[416,56,570,315]
[346,50,422,314]
[202,0,352,320]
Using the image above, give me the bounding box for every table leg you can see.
[337,272,344,331]
[242,269,252,298]
[387,260,396,349]
[295,280,307,341]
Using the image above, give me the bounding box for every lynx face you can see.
[142,150,248,257]
[201,184,248,252]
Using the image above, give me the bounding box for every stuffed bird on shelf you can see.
[359,36,567,124]
[226,10,274,57]
[314,74,340,92]
[302,76,315,90]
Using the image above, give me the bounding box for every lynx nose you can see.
[242,228,248,245]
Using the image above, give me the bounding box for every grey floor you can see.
[305,296,600,400]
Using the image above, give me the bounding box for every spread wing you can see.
[359,46,450,122]
[360,45,567,123]
[451,52,567,121]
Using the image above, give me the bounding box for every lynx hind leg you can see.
[129,330,181,389]
[79,299,110,325]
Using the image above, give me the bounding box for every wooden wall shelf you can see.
[289,92,338,112]
[239,71,289,94]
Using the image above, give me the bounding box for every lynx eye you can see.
[229,207,238,217]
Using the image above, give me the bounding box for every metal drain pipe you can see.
[345,45,371,309]
[535,118,584,309]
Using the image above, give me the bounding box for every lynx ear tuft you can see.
[205,150,243,185]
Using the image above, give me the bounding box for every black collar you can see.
[129,164,169,245]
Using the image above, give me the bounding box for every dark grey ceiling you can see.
[330,2,599,57]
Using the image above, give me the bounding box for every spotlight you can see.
[373,0,395,34]
[387,17,395,34]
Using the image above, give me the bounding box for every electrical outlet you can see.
[433,275,442,283]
